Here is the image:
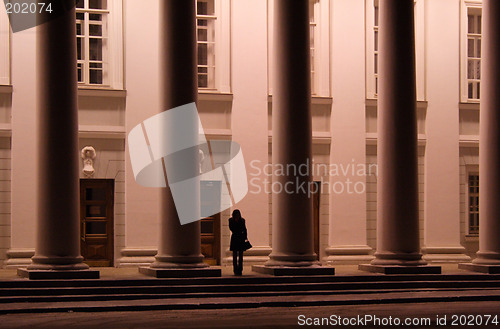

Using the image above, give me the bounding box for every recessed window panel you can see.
[86,205,106,217]
[201,221,214,234]
[198,44,208,66]
[89,24,102,37]
[89,0,107,9]
[86,221,107,235]
[86,188,106,201]
[90,69,103,84]
[89,38,103,61]
[89,14,102,22]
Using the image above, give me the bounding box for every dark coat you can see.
[229,217,247,251]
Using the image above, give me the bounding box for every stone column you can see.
[138,0,219,278]
[359,0,439,274]
[18,2,98,279]
[253,0,333,276]
[460,0,500,274]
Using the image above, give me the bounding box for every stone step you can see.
[1,273,499,289]
[1,279,500,298]
[1,288,500,314]
[0,286,495,304]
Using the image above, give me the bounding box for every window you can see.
[196,0,216,89]
[461,2,482,102]
[309,0,319,95]
[76,0,123,89]
[373,4,379,96]
[196,0,230,92]
[468,173,479,235]
[366,0,424,100]
[366,0,379,99]
[76,0,108,85]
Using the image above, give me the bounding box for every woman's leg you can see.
[238,250,244,274]
[233,251,238,274]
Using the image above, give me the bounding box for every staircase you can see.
[1,274,500,314]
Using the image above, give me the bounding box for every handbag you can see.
[243,239,252,251]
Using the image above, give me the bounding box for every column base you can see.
[139,253,220,277]
[17,268,100,280]
[422,246,471,263]
[3,248,35,268]
[458,263,500,274]
[139,267,221,278]
[252,264,335,276]
[472,251,500,265]
[324,245,374,265]
[266,251,318,267]
[117,247,157,267]
[358,264,441,275]
[371,251,428,266]
[151,254,209,269]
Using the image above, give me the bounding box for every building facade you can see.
[0,0,488,268]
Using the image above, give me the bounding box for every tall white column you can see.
[139,0,219,277]
[253,0,332,276]
[267,0,315,267]
[460,0,500,274]
[359,0,439,274]
[18,2,98,279]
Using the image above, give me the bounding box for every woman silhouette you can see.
[229,209,247,276]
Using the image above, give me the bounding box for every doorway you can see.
[80,179,114,267]
[200,180,221,265]
[312,181,320,260]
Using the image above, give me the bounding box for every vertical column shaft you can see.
[474,0,500,265]
[152,0,206,268]
[30,2,87,270]
[267,0,316,266]
[372,0,425,266]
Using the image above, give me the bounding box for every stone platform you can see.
[458,263,500,274]
[17,269,100,280]
[252,265,335,276]
[139,267,221,278]
[358,264,442,275]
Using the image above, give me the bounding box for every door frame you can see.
[80,179,115,267]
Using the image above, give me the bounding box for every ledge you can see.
[78,88,127,98]
[0,85,13,94]
[79,125,126,139]
[465,234,479,241]
[204,128,232,139]
[268,131,331,145]
[268,94,333,105]
[366,133,427,146]
[366,99,428,109]
[459,102,480,111]
[198,92,233,102]
[459,135,479,147]
[0,123,11,137]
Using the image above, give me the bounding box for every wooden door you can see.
[80,179,114,267]
[312,181,320,260]
[200,180,221,265]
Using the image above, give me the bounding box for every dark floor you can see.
[1,301,500,328]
